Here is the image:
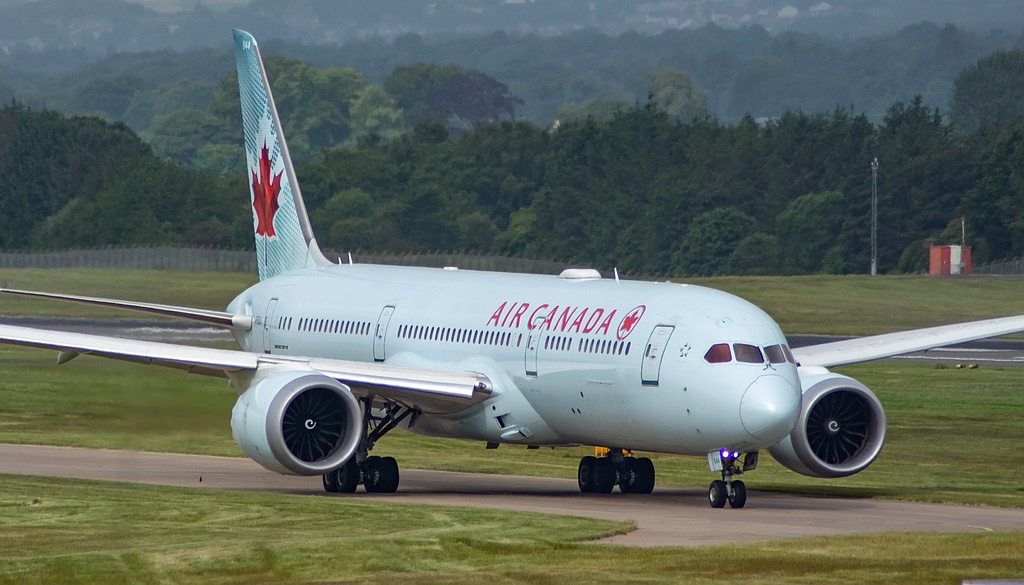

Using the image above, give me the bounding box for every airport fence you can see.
[0,246,576,275]
[973,257,1024,276]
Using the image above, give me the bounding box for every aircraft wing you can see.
[791,314,1024,368]
[0,288,253,330]
[0,323,490,412]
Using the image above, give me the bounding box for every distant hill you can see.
[0,0,1022,60]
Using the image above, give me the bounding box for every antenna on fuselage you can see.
[348,252,354,265]
[614,267,620,283]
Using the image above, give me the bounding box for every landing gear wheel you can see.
[728,480,746,509]
[364,455,400,493]
[633,457,656,494]
[578,456,596,492]
[322,468,339,493]
[618,458,637,493]
[709,480,728,508]
[591,457,616,493]
[363,456,382,492]
[336,458,359,493]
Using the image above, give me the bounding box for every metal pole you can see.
[871,157,878,276]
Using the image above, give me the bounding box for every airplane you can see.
[3,28,1024,508]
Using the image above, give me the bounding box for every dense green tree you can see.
[383,63,463,127]
[960,120,1024,261]
[555,99,628,123]
[65,74,145,119]
[671,207,759,276]
[775,191,845,274]
[0,103,152,248]
[149,108,231,166]
[348,85,404,145]
[950,50,1024,134]
[646,68,709,123]
[122,78,216,132]
[429,71,524,127]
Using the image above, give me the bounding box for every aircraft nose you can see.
[740,374,801,443]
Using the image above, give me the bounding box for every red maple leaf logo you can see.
[617,305,646,340]
[251,140,282,238]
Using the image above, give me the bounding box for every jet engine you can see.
[231,367,363,475]
[767,369,886,478]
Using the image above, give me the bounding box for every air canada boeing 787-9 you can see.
[3,30,1024,508]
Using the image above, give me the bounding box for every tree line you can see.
[2,49,1024,276]
[6,22,1022,137]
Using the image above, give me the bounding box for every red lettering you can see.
[488,301,507,327]
[501,302,518,327]
[527,304,550,329]
[555,306,577,331]
[511,303,530,328]
[541,305,558,330]
[597,309,617,335]
[583,308,605,333]
[569,308,589,333]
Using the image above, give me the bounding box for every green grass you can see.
[0,268,256,318]
[1,268,1023,334]
[0,475,1022,584]
[702,274,1024,335]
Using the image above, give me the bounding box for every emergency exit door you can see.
[641,325,674,385]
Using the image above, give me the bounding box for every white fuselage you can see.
[228,263,802,457]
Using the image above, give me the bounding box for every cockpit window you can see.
[764,344,787,364]
[733,343,764,364]
[782,344,796,363]
[704,343,732,363]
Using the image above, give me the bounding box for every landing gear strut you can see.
[322,399,416,494]
[707,450,756,509]
[577,449,656,494]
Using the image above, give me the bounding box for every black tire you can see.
[728,480,747,509]
[633,457,656,494]
[592,458,616,494]
[709,480,727,508]
[363,455,383,493]
[322,468,339,493]
[375,456,400,493]
[337,458,359,493]
[618,458,636,493]
[577,456,597,493]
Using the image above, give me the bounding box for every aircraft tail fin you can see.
[233,29,330,281]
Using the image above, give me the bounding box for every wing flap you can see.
[792,315,1024,367]
[0,324,490,412]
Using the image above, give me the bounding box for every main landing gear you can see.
[707,450,757,509]
[577,449,656,494]
[322,400,416,494]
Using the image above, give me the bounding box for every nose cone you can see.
[740,374,801,443]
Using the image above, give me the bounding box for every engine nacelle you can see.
[231,367,362,475]
[767,368,886,478]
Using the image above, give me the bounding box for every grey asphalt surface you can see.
[3,444,1024,547]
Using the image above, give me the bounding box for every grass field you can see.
[2,269,1024,583]
[1,475,1023,585]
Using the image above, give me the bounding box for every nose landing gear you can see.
[707,450,757,508]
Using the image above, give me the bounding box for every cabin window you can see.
[704,343,732,363]
[734,343,764,364]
